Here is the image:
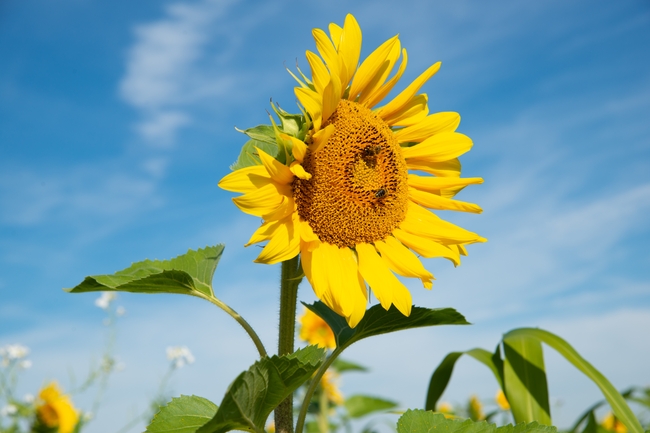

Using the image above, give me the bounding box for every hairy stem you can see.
[275,256,302,433]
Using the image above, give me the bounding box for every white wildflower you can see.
[95,292,117,310]
[0,404,17,416]
[166,346,195,369]
[24,394,34,403]
[19,359,32,369]
[116,306,126,316]
[1,344,30,360]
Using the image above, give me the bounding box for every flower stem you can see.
[275,256,302,433]
[199,293,267,358]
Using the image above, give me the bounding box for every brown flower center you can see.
[293,99,408,248]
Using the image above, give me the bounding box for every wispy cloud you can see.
[119,0,237,146]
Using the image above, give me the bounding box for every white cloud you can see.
[119,0,237,146]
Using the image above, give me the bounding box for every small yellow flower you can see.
[437,402,455,419]
[36,382,79,433]
[495,389,510,411]
[602,412,627,433]
[468,395,485,421]
[320,370,344,406]
[220,14,485,327]
[299,308,336,349]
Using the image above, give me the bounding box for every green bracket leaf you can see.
[66,245,224,298]
[230,138,281,171]
[146,395,218,433]
[502,335,551,426]
[396,410,557,433]
[504,328,644,433]
[344,395,398,419]
[197,346,325,433]
[304,301,469,350]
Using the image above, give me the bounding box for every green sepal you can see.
[304,301,469,350]
[271,102,309,140]
[344,395,398,419]
[66,245,224,298]
[197,346,325,433]
[396,410,557,433]
[230,137,281,171]
[146,395,218,433]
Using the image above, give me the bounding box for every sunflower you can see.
[299,308,336,349]
[220,14,485,327]
[35,382,79,433]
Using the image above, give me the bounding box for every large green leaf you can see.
[146,395,218,433]
[502,335,551,425]
[425,347,503,411]
[66,245,224,298]
[396,410,557,433]
[344,395,398,419]
[304,302,469,349]
[197,346,325,433]
[504,329,644,433]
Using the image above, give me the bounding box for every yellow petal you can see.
[329,23,343,50]
[218,165,270,193]
[295,87,322,131]
[376,61,441,119]
[358,41,401,105]
[374,236,434,289]
[322,71,342,123]
[400,202,486,244]
[300,218,320,246]
[381,93,429,126]
[306,50,330,94]
[338,14,362,89]
[311,124,335,153]
[363,48,408,108]
[356,243,412,316]
[408,175,483,192]
[232,182,287,217]
[337,246,368,327]
[392,228,461,266]
[254,214,300,264]
[406,158,461,177]
[246,218,283,246]
[257,147,294,184]
[401,132,473,162]
[263,195,296,221]
[284,134,308,162]
[409,187,483,213]
[312,28,340,84]
[348,36,400,101]
[394,112,461,143]
[290,162,312,180]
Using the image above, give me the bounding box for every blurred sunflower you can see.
[35,382,79,433]
[220,14,485,327]
[299,308,336,349]
[495,389,510,411]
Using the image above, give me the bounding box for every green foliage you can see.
[331,358,369,373]
[396,410,557,433]
[425,328,643,433]
[304,301,469,349]
[66,245,224,298]
[146,395,218,433]
[196,346,325,433]
[344,395,398,419]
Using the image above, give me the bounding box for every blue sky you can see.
[1,0,649,431]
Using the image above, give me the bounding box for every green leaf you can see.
[271,104,308,139]
[344,395,398,419]
[332,358,369,373]
[396,410,557,433]
[425,348,503,411]
[235,125,277,145]
[504,328,644,433]
[146,395,218,433]
[66,245,224,298]
[197,346,325,433]
[502,335,551,425]
[304,302,469,349]
[580,411,598,433]
[230,139,280,171]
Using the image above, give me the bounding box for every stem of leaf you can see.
[275,256,302,433]
[295,347,343,433]
[200,294,267,358]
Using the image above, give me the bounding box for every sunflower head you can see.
[35,382,79,433]
[221,14,485,327]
